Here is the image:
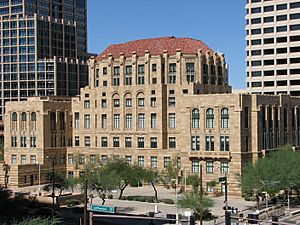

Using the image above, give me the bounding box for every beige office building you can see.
[246,0,300,95]
[3,37,300,195]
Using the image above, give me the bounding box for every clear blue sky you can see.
[87,0,246,89]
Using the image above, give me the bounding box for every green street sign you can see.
[219,176,227,183]
[91,205,116,214]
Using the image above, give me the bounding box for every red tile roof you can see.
[97,37,214,60]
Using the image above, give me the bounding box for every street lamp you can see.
[47,156,56,209]
[171,178,178,224]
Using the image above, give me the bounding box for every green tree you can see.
[178,193,214,223]
[102,160,137,199]
[89,167,119,205]
[142,167,160,203]
[240,145,300,208]
[161,159,180,188]
[43,172,69,208]
[65,176,78,194]
[12,217,60,225]
[186,174,200,194]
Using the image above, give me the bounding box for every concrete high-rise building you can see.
[0,0,89,125]
[246,0,300,95]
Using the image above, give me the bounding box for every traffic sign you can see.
[219,176,227,182]
[91,205,116,214]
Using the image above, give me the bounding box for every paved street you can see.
[16,185,300,224]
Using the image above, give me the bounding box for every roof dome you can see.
[97,37,214,60]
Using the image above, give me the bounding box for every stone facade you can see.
[3,37,300,195]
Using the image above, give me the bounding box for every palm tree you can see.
[2,163,10,188]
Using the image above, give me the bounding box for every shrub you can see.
[108,194,113,199]
[66,199,81,207]
[162,199,174,204]
[127,196,133,201]
[145,196,155,203]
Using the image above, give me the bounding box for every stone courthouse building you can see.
[3,37,300,195]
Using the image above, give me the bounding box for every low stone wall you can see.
[36,193,84,206]
[258,206,285,220]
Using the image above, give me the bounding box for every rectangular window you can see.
[114,114,120,129]
[152,64,157,72]
[205,135,214,151]
[150,137,158,148]
[191,135,200,151]
[90,155,96,164]
[221,161,229,174]
[11,155,17,165]
[11,136,17,147]
[101,155,108,164]
[75,112,79,128]
[126,98,132,107]
[168,113,176,129]
[168,63,176,83]
[138,98,145,107]
[125,114,132,129]
[68,154,74,165]
[84,136,91,147]
[138,137,145,148]
[21,155,26,165]
[102,114,107,128]
[138,113,145,129]
[101,137,108,147]
[84,114,90,129]
[114,99,120,107]
[220,135,230,151]
[30,136,36,148]
[113,137,120,147]
[206,161,214,173]
[75,136,80,146]
[151,113,157,128]
[21,136,27,147]
[164,157,171,168]
[169,137,176,148]
[192,160,199,173]
[151,156,158,168]
[137,65,145,84]
[79,154,85,164]
[138,156,144,167]
[30,155,36,164]
[101,99,107,108]
[151,97,156,107]
[125,156,132,165]
[186,63,195,83]
[84,100,90,109]
[125,137,132,148]
[168,97,176,107]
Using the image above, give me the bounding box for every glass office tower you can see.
[0,0,88,121]
[246,0,300,96]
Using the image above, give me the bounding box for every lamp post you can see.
[47,156,56,210]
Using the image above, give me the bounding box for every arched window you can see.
[221,108,229,128]
[50,112,56,131]
[31,112,36,121]
[60,112,65,130]
[206,108,214,128]
[192,109,200,128]
[21,112,26,121]
[21,112,27,130]
[11,112,17,130]
[30,112,37,130]
[12,112,17,121]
